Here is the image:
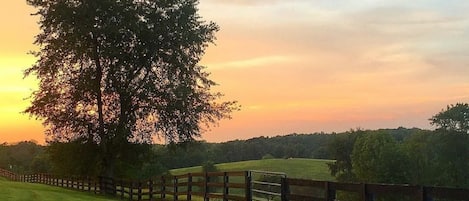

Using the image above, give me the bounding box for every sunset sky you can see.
[1,0,469,144]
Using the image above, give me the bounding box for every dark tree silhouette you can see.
[430,103,469,134]
[24,0,237,180]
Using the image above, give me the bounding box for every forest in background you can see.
[0,128,425,176]
[1,103,468,190]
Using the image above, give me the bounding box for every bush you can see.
[262,154,274,160]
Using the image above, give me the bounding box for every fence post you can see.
[325,181,336,201]
[120,180,125,200]
[99,176,103,194]
[130,181,134,201]
[174,176,178,201]
[417,186,433,201]
[138,181,143,201]
[149,179,154,201]
[187,174,192,201]
[78,177,82,190]
[361,184,374,201]
[204,172,210,201]
[245,171,252,201]
[87,177,91,192]
[93,178,97,194]
[223,172,229,201]
[73,176,76,189]
[281,177,289,201]
[162,176,166,200]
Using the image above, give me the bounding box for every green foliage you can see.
[404,131,469,188]
[25,0,237,179]
[123,146,169,180]
[401,130,435,185]
[327,103,469,189]
[201,160,218,172]
[0,133,338,178]
[351,131,410,184]
[30,151,51,174]
[427,103,469,187]
[153,133,335,170]
[47,140,100,176]
[261,154,274,160]
[0,141,48,174]
[327,129,363,182]
[430,103,469,134]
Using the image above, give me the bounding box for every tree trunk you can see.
[91,33,116,195]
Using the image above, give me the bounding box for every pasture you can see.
[0,178,117,201]
[170,158,335,181]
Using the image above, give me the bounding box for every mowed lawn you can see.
[0,177,118,201]
[170,158,336,181]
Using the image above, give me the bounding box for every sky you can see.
[1,0,469,144]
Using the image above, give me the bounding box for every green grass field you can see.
[170,158,335,181]
[0,179,118,201]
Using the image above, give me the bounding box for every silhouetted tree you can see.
[431,103,469,134]
[25,0,237,181]
[428,103,469,187]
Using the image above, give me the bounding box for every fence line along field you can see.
[2,168,469,201]
[2,159,469,201]
[170,158,335,181]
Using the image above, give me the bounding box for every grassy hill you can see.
[0,178,118,201]
[170,158,335,181]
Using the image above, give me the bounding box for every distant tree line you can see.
[328,103,469,197]
[0,141,49,174]
[0,127,421,179]
[0,132,335,178]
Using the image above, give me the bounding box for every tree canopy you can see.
[430,103,469,134]
[328,103,469,190]
[25,0,237,178]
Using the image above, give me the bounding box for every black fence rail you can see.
[108,171,251,201]
[0,168,17,181]
[282,178,469,201]
[0,169,251,201]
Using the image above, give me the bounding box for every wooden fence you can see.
[0,169,251,201]
[283,178,469,201]
[2,168,469,201]
[0,168,17,181]
[105,171,251,201]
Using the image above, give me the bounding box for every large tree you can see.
[327,129,362,182]
[428,103,469,187]
[25,0,237,179]
[351,131,410,184]
[430,103,469,134]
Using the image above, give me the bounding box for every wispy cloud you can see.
[207,55,299,70]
